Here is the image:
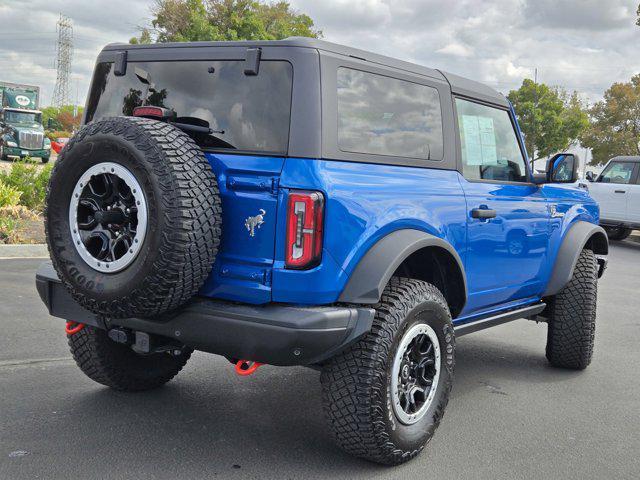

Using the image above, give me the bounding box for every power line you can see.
[51,14,74,108]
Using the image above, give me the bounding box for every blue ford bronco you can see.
[36,38,608,465]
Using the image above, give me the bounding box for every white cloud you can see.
[0,0,638,108]
[0,0,150,106]
[291,0,640,103]
[436,43,473,58]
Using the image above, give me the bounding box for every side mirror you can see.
[546,153,579,184]
[585,170,595,182]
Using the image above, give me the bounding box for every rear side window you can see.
[455,98,528,182]
[85,60,293,154]
[337,68,444,160]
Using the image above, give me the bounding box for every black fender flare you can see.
[338,229,467,305]
[543,221,608,296]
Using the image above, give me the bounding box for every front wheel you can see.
[321,277,455,465]
[545,249,598,369]
[68,325,192,391]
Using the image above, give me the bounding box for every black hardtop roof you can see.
[103,37,508,107]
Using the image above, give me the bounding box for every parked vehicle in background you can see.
[51,137,69,154]
[586,156,640,240]
[37,38,608,466]
[0,81,50,163]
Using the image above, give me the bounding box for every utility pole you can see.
[52,14,73,108]
[531,67,538,171]
[73,80,78,118]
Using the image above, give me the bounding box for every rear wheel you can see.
[321,277,455,465]
[604,226,631,241]
[68,325,192,391]
[0,145,6,161]
[545,249,598,369]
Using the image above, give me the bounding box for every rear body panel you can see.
[199,153,284,304]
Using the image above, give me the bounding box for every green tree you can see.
[507,79,589,160]
[131,0,321,44]
[581,74,640,165]
[41,105,83,132]
[130,28,153,44]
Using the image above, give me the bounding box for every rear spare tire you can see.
[45,116,221,318]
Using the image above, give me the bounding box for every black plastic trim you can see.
[244,47,261,75]
[338,229,467,306]
[35,262,375,366]
[454,303,546,337]
[543,221,608,296]
[114,51,127,76]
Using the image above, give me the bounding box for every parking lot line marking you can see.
[0,256,50,260]
[0,357,73,368]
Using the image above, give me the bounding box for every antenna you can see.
[52,14,73,108]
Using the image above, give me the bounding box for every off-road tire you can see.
[604,226,631,241]
[0,145,6,161]
[68,325,192,391]
[46,116,222,318]
[321,277,455,465]
[41,156,50,164]
[545,249,598,369]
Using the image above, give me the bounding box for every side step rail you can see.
[454,303,546,337]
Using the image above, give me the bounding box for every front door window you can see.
[456,98,528,183]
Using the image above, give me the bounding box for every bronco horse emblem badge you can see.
[245,209,266,237]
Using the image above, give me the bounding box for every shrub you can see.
[0,180,22,208]
[45,130,72,141]
[0,215,19,243]
[0,206,43,244]
[0,160,53,211]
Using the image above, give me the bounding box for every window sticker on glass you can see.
[461,115,498,166]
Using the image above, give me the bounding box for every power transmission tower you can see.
[52,14,73,108]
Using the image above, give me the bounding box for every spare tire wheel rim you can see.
[68,162,148,273]
[391,322,441,425]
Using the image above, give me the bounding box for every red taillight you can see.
[132,106,174,120]
[285,190,324,269]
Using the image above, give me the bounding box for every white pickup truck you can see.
[585,156,640,240]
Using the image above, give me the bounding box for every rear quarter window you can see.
[85,60,293,154]
[336,68,444,160]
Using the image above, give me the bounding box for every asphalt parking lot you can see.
[1,241,639,480]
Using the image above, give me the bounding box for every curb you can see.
[0,244,49,259]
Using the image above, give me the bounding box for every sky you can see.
[0,0,638,108]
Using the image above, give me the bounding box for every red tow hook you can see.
[65,321,85,336]
[235,359,264,376]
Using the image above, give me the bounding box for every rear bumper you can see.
[35,262,375,366]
